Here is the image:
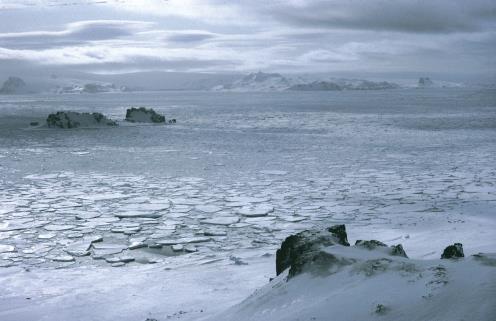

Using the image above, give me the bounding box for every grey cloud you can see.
[268,0,496,33]
[0,20,152,49]
[165,31,216,43]
[0,54,239,74]
[78,57,238,73]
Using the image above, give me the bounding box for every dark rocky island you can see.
[125,107,166,123]
[46,111,117,128]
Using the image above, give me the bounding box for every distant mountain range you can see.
[212,72,454,92]
[0,72,470,95]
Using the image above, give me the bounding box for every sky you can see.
[0,0,495,80]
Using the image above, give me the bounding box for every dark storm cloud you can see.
[0,20,151,49]
[268,0,496,33]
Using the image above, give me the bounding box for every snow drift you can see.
[211,225,496,321]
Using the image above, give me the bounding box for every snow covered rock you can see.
[46,111,117,128]
[125,107,166,123]
[275,224,350,277]
[0,76,28,94]
[355,240,408,258]
[441,243,464,259]
[213,226,496,321]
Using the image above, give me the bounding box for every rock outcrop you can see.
[212,227,495,321]
[276,224,350,277]
[355,240,408,258]
[125,107,166,123]
[46,111,117,128]
[441,243,464,259]
[276,225,412,278]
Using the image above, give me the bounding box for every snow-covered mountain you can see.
[213,71,300,91]
[214,72,401,91]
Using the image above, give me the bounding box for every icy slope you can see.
[212,227,496,321]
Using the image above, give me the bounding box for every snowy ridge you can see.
[211,232,496,321]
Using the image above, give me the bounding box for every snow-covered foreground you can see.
[213,245,496,321]
[0,89,495,320]
[0,256,273,321]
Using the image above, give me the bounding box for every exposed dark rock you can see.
[29,122,39,126]
[275,224,350,277]
[276,225,414,279]
[441,243,464,259]
[390,244,408,258]
[46,111,117,128]
[328,225,350,246]
[125,107,166,123]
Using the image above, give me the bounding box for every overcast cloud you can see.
[0,0,494,79]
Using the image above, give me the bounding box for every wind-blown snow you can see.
[212,246,496,321]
